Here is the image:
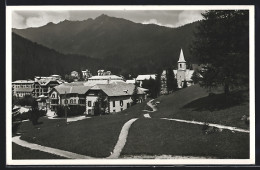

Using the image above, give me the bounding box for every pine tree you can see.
[191,10,249,95]
[166,68,177,93]
[155,71,162,97]
[132,85,139,105]
[94,92,108,115]
[183,80,188,88]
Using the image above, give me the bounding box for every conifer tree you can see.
[191,10,249,95]
[132,85,139,105]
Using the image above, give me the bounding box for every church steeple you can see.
[178,48,186,70]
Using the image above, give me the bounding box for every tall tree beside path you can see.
[191,10,249,95]
[166,67,177,93]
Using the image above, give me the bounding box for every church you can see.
[160,49,194,94]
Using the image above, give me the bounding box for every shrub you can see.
[68,105,85,116]
[12,115,22,135]
[56,106,65,117]
[19,110,46,121]
[55,105,85,117]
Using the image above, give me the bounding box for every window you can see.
[79,99,85,104]
[120,100,123,107]
[180,64,182,68]
[88,101,92,107]
[70,99,73,104]
[74,99,76,104]
[113,101,115,107]
[52,94,55,98]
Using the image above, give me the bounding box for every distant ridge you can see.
[12,14,200,79]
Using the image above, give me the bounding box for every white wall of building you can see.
[109,96,132,113]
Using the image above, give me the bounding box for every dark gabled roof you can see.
[52,84,92,95]
[89,82,147,97]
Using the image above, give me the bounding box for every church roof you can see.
[178,49,186,63]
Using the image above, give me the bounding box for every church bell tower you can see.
[177,48,186,88]
[178,48,186,70]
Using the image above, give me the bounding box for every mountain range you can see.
[12,14,200,80]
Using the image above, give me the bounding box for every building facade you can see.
[136,74,156,87]
[33,76,63,98]
[49,81,147,115]
[49,84,91,111]
[12,80,34,97]
[85,82,147,115]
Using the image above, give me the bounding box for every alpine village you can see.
[12,11,250,160]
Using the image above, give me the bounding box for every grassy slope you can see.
[151,85,249,129]
[12,143,66,159]
[121,118,249,159]
[17,101,148,158]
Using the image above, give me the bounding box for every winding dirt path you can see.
[13,118,139,159]
[107,118,138,159]
[161,118,249,133]
[12,136,95,159]
[142,99,157,112]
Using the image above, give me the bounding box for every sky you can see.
[12,10,204,29]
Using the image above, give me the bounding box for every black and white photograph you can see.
[6,5,255,165]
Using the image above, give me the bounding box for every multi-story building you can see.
[49,81,147,115]
[49,84,91,111]
[84,71,124,86]
[85,82,147,115]
[136,74,156,87]
[33,76,63,98]
[12,80,34,97]
[81,69,92,80]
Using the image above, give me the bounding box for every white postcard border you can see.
[6,5,255,165]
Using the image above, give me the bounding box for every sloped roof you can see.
[84,79,125,86]
[16,88,34,93]
[136,74,156,81]
[178,48,186,63]
[88,75,123,80]
[126,79,136,84]
[62,81,85,86]
[53,84,92,95]
[89,82,147,97]
[12,80,34,84]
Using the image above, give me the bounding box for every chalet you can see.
[49,81,147,115]
[33,76,63,98]
[49,84,91,111]
[85,82,147,115]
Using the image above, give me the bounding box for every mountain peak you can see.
[95,14,110,20]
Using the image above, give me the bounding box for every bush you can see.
[56,105,85,117]
[12,114,22,135]
[19,110,46,121]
